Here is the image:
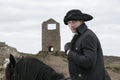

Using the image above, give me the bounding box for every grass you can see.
[0,65,4,72]
[0,65,5,79]
[106,62,120,73]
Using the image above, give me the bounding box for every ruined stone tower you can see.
[42,18,61,52]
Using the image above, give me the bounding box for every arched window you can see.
[48,46,54,52]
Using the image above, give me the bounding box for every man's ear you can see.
[9,54,16,67]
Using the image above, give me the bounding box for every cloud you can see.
[0,0,120,56]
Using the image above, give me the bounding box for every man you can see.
[64,9,111,80]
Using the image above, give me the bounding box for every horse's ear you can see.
[9,54,16,67]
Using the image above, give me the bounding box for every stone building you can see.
[42,18,61,52]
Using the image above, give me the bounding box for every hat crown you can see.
[66,10,82,16]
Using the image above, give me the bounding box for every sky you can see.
[0,0,120,56]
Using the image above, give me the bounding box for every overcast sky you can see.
[0,0,120,56]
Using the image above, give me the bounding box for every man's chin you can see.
[70,29,76,33]
[72,31,76,33]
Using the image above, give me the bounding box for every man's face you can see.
[67,20,83,33]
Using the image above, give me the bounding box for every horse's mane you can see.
[5,54,65,80]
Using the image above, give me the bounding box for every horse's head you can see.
[5,54,70,80]
[5,54,16,80]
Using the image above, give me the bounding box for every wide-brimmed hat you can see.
[64,9,93,25]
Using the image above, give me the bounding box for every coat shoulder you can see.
[85,29,99,40]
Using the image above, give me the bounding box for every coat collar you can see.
[76,23,88,35]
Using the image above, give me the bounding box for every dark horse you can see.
[5,54,65,80]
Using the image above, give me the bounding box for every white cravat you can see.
[66,49,70,55]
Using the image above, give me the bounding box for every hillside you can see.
[20,51,120,80]
[0,44,120,80]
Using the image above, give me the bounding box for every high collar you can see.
[76,23,88,35]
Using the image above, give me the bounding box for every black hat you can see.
[64,9,93,25]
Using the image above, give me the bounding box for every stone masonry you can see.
[0,42,19,65]
[42,18,61,52]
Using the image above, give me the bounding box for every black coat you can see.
[66,23,110,80]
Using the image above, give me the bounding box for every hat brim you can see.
[64,13,93,25]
